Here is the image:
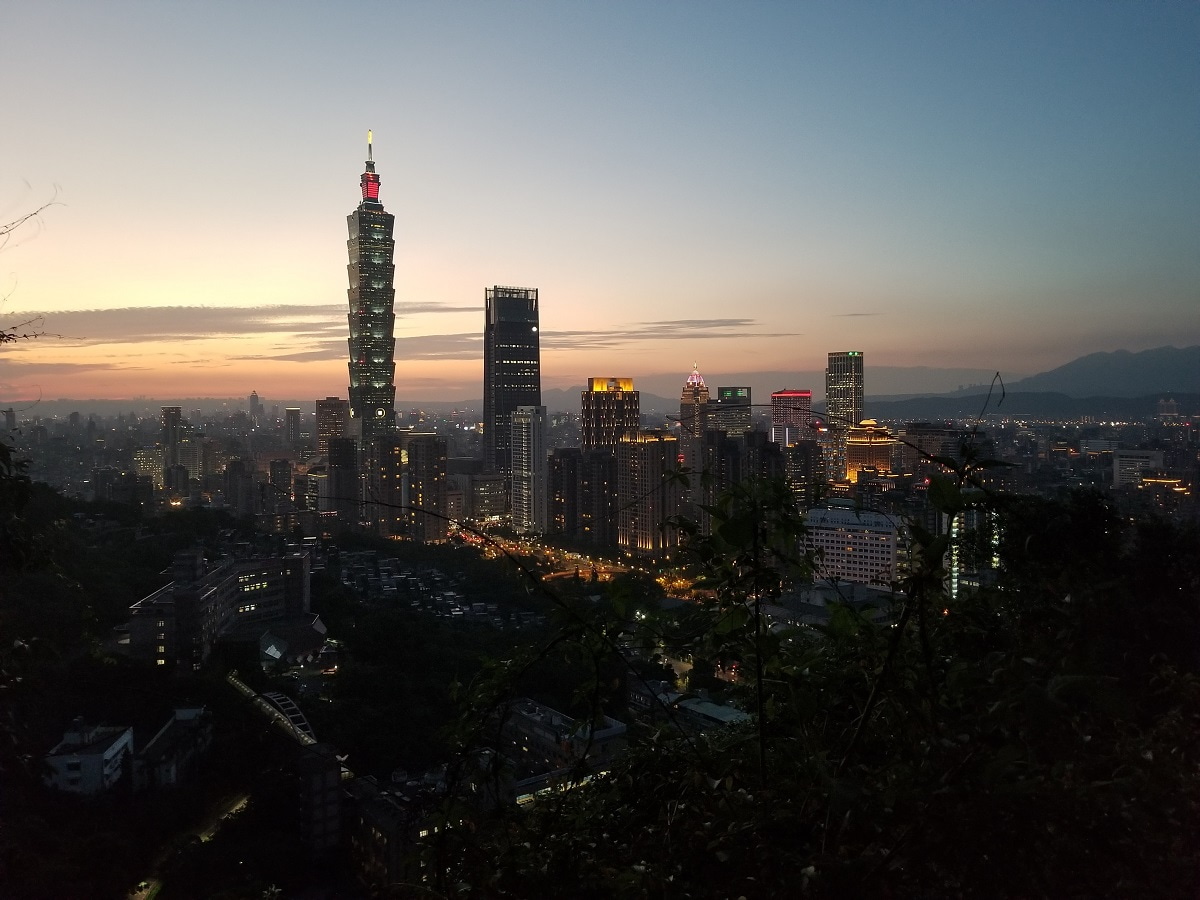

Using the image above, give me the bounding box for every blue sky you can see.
[2,1,1197,401]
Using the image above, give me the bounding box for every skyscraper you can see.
[161,406,183,468]
[483,286,540,477]
[315,397,350,455]
[284,408,302,448]
[825,351,865,480]
[581,377,640,451]
[345,132,397,446]
[825,352,864,430]
[770,389,812,447]
[678,365,710,473]
[712,386,752,434]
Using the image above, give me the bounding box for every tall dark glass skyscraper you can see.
[345,132,397,446]
[483,286,540,476]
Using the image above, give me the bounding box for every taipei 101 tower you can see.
[345,131,397,444]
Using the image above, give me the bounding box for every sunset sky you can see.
[2,2,1197,405]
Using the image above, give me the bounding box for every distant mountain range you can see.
[980,346,1198,398]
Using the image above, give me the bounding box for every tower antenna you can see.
[367,129,373,162]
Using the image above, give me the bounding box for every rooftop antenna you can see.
[367,129,373,162]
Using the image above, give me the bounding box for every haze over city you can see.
[3,2,1197,403]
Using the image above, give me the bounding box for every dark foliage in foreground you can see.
[422,482,1200,899]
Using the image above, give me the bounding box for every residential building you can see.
[511,406,549,534]
[617,430,682,558]
[316,397,350,455]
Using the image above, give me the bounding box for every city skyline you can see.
[2,3,1198,403]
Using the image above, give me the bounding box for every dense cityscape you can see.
[3,125,1198,898]
[6,0,1200,894]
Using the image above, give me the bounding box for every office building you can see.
[483,286,541,477]
[770,389,812,447]
[316,397,350,455]
[1114,450,1165,488]
[581,378,640,451]
[678,365,710,473]
[511,406,549,534]
[712,386,752,434]
[825,352,865,480]
[616,431,682,558]
[345,132,397,446]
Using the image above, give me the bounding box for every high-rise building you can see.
[511,405,549,535]
[161,407,183,469]
[679,365,710,440]
[784,440,824,511]
[328,438,361,526]
[284,408,302,448]
[617,430,683,558]
[770,389,812,447]
[315,397,350,455]
[483,286,540,477]
[248,391,264,427]
[825,351,864,430]
[406,434,448,543]
[825,351,864,480]
[581,378,640,451]
[712,387,752,435]
[345,132,397,447]
[678,365,710,473]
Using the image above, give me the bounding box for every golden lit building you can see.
[845,419,895,484]
[581,377,640,451]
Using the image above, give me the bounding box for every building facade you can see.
[581,377,640,451]
[803,504,898,587]
[770,389,813,447]
[316,397,350,456]
[678,365,710,474]
[511,405,549,534]
[483,286,541,477]
[825,351,865,480]
[345,134,397,446]
[712,386,752,435]
[617,431,683,558]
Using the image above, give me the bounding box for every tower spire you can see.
[360,130,381,204]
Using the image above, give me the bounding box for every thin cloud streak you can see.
[4,302,478,346]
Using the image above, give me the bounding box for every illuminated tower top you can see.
[679,363,710,439]
[360,129,381,207]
